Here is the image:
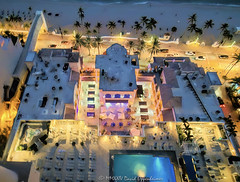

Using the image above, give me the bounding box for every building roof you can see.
[162,109,175,121]
[207,72,222,85]
[95,44,139,91]
[17,49,78,120]
[153,57,224,122]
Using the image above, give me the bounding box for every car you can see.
[196,56,206,60]
[48,44,57,48]
[219,55,229,59]
[61,40,69,44]
[217,97,225,108]
[185,51,195,56]
[160,49,169,53]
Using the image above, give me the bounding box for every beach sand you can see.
[1,0,240,44]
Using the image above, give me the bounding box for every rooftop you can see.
[207,72,222,86]
[17,49,79,120]
[153,57,224,122]
[95,44,139,91]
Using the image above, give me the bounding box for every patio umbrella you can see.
[111,122,115,127]
[128,122,131,126]
[119,122,123,127]
[103,122,107,126]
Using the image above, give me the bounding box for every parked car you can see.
[219,55,229,59]
[196,56,206,60]
[61,40,69,44]
[48,44,57,48]
[217,97,225,108]
[185,51,195,56]
[160,49,169,53]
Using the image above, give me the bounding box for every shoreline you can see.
[1,0,240,45]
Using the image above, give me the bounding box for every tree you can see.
[133,21,142,34]
[84,36,92,56]
[204,19,214,29]
[78,7,84,24]
[84,22,91,30]
[225,53,240,76]
[223,116,237,137]
[140,31,147,39]
[229,77,240,86]
[23,22,30,30]
[137,39,146,59]
[145,17,157,31]
[92,29,97,35]
[73,33,85,56]
[120,20,126,29]
[171,26,177,37]
[28,6,32,12]
[219,23,229,33]
[127,40,134,55]
[74,21,81,28]
[140,16,149,27]
[95,22,102,34]
[148,37,160,61]
[95,36,102,55]
[188,13,197,24]
[106,21,116,35]
[187,23,197,33]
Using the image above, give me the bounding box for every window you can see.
[124,94,130,98]
[115,94,121,98]
[87,112,95,117]
[105,94,111,98]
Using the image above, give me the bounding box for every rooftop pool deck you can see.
[109,150,180,182]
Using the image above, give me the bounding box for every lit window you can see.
[105,94,111,98]
[124,94,130,98]
[115,94,121,98]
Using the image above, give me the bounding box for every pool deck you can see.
[109,150,181,182]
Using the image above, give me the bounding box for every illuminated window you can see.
[115,94,121,98]
[105,94,111,98]
[124,94,130,98]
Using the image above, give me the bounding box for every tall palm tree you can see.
[148,37,160,61]
[133,21,142,34]
[78,7,84,24]
[106,21,116,35]
[188,13,197,24]
[73,33,85,56]
[137,39,146,59]
[120,20,126,29]
[140,16,149,27]
[204,19,214,29]
[127,40,134,55]
[146,17,157,31]
[225,53,240,76]
[84,36,92,56]
[95,36,102,55]
[95,22,102,34]
[140,31,147,39]
[219,23,229,32]
[84,22,91,30]
[187,23,197,33]
[74,21,81,28]
[229,77,240,86]
[195,27,203,37]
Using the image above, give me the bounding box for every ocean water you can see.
[51,0,240,6]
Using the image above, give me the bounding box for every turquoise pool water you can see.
[113,154,176,182]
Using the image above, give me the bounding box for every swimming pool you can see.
[113,154,176,182]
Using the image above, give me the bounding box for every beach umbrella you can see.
[119,122,123,127]
[111,122,115,127]
[127,122,131,126]
[103,122,107,126]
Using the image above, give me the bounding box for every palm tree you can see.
[188,13,197,24]
[106,21,116,35]
[127,40,135,55]
[73,33,85,56]
[219,23,229,32]
[92,29,97,35]
[95,22,102,34]
[145,17,157,31]
[78,7,84,24]
[225,53,240,76]
[195,27,203,37]
[140,31,148,39]
[95,36,102,55]
[120,20,126,29]
[223,116,237,137]
[187,23,197,33]
[140,16,149,27]
[137,39,146,59]
[133,21,142,34]
[84,36,92,56]
[204,19,214,29]
[74,21,81,28]
[84,22,91,30]
[148,37,160,61]
[229,77,240,86]
[171,26,177,37]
